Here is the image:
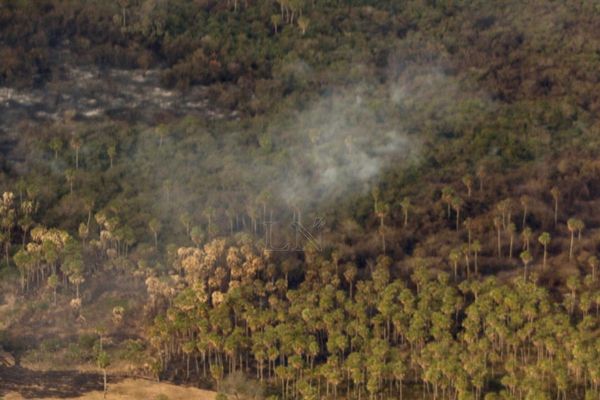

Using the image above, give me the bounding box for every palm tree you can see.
[14,249,32,291]
[507,223,516,259]
[550,186,560,227]
[84,197,94,229]
[538,232,551,270]
[225,208,235,235]
[271,14,282,33]
[65,169,75,194]
[343,263,358,298]
[256,190,273,228]
[18,201,34,247]
[441,187,454,219]
[587,255,598,281]
[190,226,204,247]
[112,306,125,326]
[521,226,532,252]
[70,136,82,170]
[107,144,116,169]
[78,223,89,244]
[493,216,502,257]
[344,136,353,155]
[96,350,110,399]
[449,249,460,281]
[476,165,486,192]
[162,179,173,204]
[451,196,463,231]
[276,0,289,21]
[462,174,473,198]
[48,274,59,305]
[472,240,481,275]
[297,16,309,35]
[520,195,530,229]
[520,250,532,280]
[149,218,161,249]
[375,202,389,253]
[204,207,215,238]
[117,0,129,27]
[464,218,473,249]
[155,124,168,148]
[182,340,195,379]
[49,137,62,160]
[179,212,192,238]
[69,273,85,300]
[400,197,410,227]
[565,276,580,315]
[496,199,512,229]
[371,187,380,211]
[0,192,15,268]
[461,243,471,278]
[567,218,577,260]
[574,219,585,241]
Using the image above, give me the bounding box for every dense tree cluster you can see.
[150,246,600,400]
[4,153,600,399]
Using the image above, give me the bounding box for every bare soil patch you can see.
[0,368,215,400]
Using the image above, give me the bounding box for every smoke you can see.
[133,61,482,238]
[1,49,489,243]
[256,62,492,221]
[275,88,416,210]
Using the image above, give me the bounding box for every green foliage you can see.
[40,338,62,353]
[220,372,263,400]
[96,350,110,369]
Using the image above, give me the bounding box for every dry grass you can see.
[2,378,216,400]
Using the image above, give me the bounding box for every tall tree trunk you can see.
[87,209,92,229]
[569,232,574,260]
[497,229,501,257]
[103,369,107,399]
[456,208,460,231]
[453,262,457,281]
[543,245,547,270]
[186,354,190,379]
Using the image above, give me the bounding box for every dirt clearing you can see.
[0,369,215,400]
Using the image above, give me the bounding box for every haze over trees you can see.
[0,1,600,400]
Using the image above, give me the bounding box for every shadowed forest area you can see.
[1,1,600,399]
[0,366,109,398]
